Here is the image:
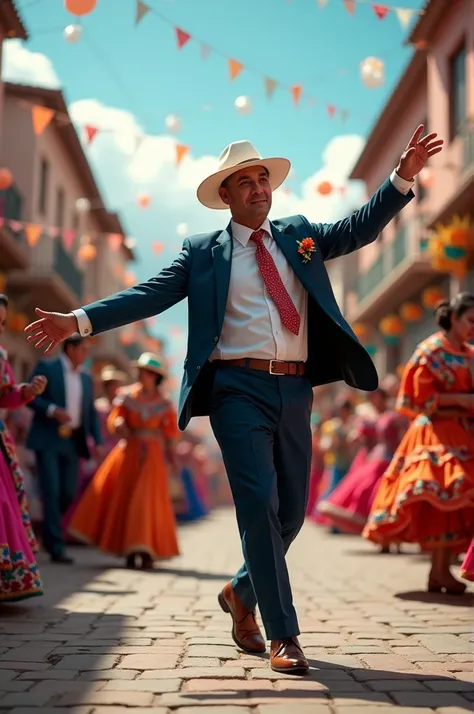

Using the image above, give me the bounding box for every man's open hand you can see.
[24,308,78,355]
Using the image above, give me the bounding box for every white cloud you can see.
[1,39,61,88]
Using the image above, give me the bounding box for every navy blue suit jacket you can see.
[80,178,413,430]
[26,358,102,457]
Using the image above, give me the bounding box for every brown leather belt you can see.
[214,358,306,376]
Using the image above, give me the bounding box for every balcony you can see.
[350,217,433,322]
[7,233,84,313]
[0,185,29,270]
[461,118,474,172]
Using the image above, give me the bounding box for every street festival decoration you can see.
[0,168,13,190]
[422,286,446,310]
[379,315,404,345]
[165,114,181,134]
[360,57,385,89]
[64,0,97,15]
[234,96,252,115]
[63,24,82,43]
[399,302,423,322]
[428,215,472,279]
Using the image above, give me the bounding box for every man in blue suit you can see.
[26,335,103,564]
[25,126,443,673]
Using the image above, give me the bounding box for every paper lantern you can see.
[137,194,150,208]
[153,241,164,254]
[317,181,333,196]
[379,314,404,344]
[360,57,385,89]
[176,222,188,237]
[352,322,369,341]
[75,197,91,213]
[78,243,97,261]
[8,313,28,332]
[400,302,423,322]
[165,114,181,134]
[64,0,96,16]
[234,95,252,115]
[422,287,445,310]
[0,168,13,190]
[63,24,82,42]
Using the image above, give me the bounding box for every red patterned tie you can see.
[250,229,300,336]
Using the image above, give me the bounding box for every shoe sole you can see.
[270,663,309,676]
[217,591,266,655]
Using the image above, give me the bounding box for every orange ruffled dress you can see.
[69,384,180,560]
[363,332,474,552]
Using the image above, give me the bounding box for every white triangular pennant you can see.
[317,0,328,7]
[395,7,415,29]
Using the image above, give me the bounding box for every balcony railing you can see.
[53,238,83,300]
[461,119,474,171]
[391,225,407,270]
[357,254,384,302]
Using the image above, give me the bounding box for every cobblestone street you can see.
[0,509,473,714]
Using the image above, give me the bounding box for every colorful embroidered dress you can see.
[0,346,43,602]
[363,332,474,552]
[460,539,474,581]
[69,383,180,560]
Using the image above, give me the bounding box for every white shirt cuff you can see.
[46,404,57,418]
[73,308,93,337]
[390,169,414,195]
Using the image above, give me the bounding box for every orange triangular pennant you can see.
[175,27,191,49]
[372,4,389,19]
[228,58,244,81]
[343,0,356,15]
[32,105,54,136]
[264,77,277,99]
[175,143,189,166]
[25,223,42,247]
[135,0,150,25]
[291,84,302,107]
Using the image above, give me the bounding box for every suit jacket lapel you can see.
[270,222,313,294]
[56,359,67,408]
[212,226,233,332]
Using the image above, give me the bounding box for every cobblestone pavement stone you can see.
[0,509,473,714]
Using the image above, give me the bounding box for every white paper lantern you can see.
[234,96,252,115]
[165,114,181,134]
[75,197,91,213]
[63,24,82,43]
[360,57,385,89]
[176,222,188,237]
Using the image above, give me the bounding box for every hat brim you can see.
[132,361,166,377]
[197,157,291,210]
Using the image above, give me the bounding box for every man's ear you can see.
[218,187,230,206]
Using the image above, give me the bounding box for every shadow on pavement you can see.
[395,590,474,606]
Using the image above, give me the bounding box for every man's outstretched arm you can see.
[25,240,191,354]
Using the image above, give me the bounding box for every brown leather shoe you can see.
[270,637,309,675]
[218,583,266,654]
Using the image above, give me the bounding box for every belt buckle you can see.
[269,359,286,376]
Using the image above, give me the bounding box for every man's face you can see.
[218,165,272,226]
[67,342,89,368]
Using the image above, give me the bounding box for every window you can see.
[449,42,466,139]
[38,158,49,215]
[55,187,65,228]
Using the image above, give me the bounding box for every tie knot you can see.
[250,229,265,245]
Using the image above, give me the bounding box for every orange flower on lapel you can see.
[297,237,316,263]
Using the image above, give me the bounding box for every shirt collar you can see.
[60,353,81,374]
[231,218,272,248]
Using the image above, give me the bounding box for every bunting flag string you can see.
[333,0,420,26]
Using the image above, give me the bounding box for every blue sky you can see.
[8,0,425,389]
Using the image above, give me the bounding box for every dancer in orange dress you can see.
[363,294,474,594]
[69,352,180,569]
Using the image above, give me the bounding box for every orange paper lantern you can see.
[77,243,97,261]
[138,194,150,208]
[0,168,13,191]
[352,322,369,341]
[64,0,96,16]
[317,181,333,196]
[422,287,445,309]
[399,302,423,322]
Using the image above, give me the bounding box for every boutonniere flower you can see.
[297,237,316,263]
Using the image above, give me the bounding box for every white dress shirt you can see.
[74,171,414,361]
[46,354,83,429]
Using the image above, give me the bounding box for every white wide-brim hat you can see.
[131,352,166,377]
[197,140,291,210]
